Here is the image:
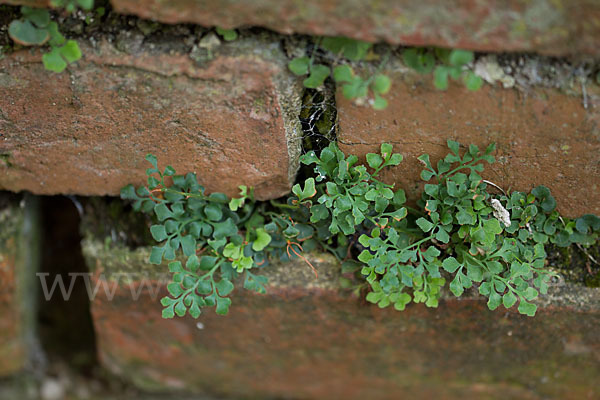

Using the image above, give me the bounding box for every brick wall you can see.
[0,1,599,397]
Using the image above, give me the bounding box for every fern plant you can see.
[121,156,270,317]
[122,142,599,318]
[358,142,546,314]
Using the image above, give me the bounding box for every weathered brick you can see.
[106,0,600,56]
[82,235,600,400]
[0,35,302,200]
[3,0,600,56]
[337,68,600,219]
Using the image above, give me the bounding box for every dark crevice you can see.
[292,86,338,186]
[299,88,337,150]
[18,195,194,400]
[38,196,97,374]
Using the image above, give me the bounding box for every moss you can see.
[0,154,13,168]
[135,19,160,36]
[315,102,336,137]
[586,272,600,287]
[252,96,266,114]
[547,243,600,287]
[83,234,342,290]
[0,193,22,250]
[80,197,154,249]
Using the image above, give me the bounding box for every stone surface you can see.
[0,35,302,200]
[107,0,600,56]
[82,234,600,400]
[337,67,600,219]
[0,195,32,376]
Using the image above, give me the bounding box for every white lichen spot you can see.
[491,198,511,227]
[474,55,515,88]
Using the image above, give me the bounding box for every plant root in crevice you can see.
[293,86,338,187]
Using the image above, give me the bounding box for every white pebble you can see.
[40,378,65,400]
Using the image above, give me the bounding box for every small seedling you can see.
[288,36,392,109]
[403,47,483,91]
[8,1,93,72]
[215,27,238,41]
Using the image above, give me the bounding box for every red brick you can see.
[3,0,600,56]
[83,238,600,399]
[0,36,302,200]
[108,0,600,56]
[337,70,600,219]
